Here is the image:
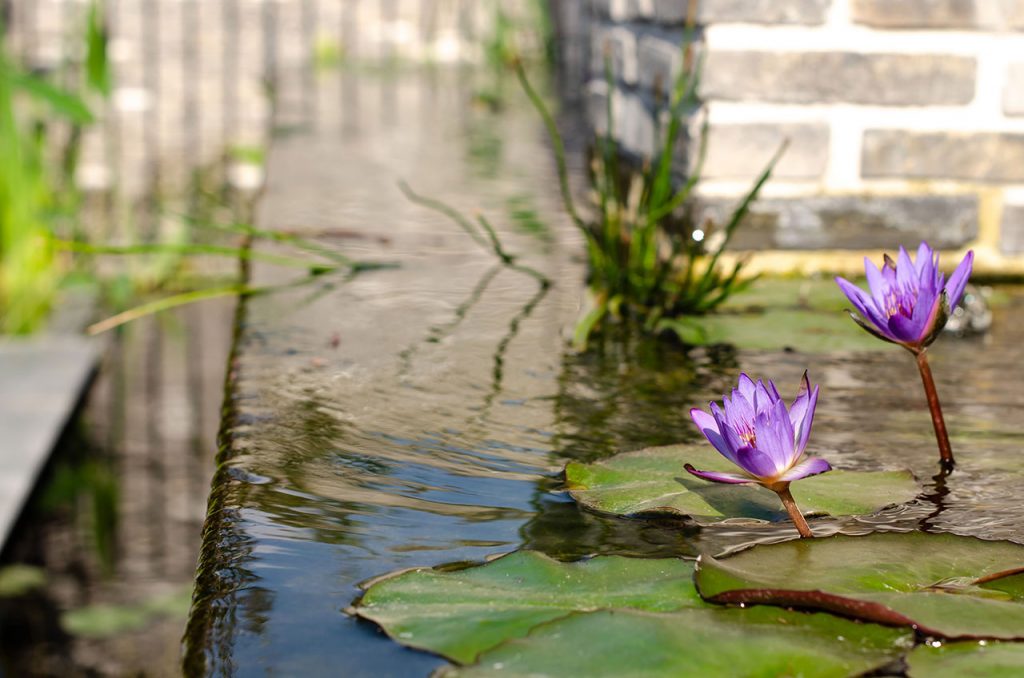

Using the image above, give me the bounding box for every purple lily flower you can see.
[685,372,830,537]
[834,242,973,470]
[835,242,974,350]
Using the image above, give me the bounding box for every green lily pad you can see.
[354,550,913,675]
[565,444,920,524]
[696,532,1024,639]
[352,551,700,663]
[906,641,1024,677]
[689,309,885,352]
[443,608,912,678]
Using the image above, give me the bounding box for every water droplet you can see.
[929,640,942,648]
[692,229,705,242]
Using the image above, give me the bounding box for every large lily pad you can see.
[565,444,920,524]
[352,551,700,663]
[906,641,1024,677]
[696,532,1024,639]
[444,608,912,678]
[354,550,913,675]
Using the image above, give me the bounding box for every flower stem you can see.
[775,485,813,538]
[914,349,955,470]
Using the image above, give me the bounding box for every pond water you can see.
[184,69,1024,676]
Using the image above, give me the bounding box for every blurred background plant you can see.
[516,30,782,349]
[0,3,106,334]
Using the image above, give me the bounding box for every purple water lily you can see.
[835,243,974,469]
[686,372,830,538]
[835,242,973,351]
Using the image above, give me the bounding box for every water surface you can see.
[185,69,1024,676]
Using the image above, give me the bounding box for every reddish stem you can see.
[914,349,955,469]
[774,485,813,538]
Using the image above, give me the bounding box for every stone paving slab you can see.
[0,336,101,549]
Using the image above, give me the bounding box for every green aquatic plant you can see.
[515,46,781,349]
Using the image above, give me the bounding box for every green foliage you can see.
[696,533,1024,639]
[564,444,920,524]
[0,565,47,597]
[356,552,700,663]
[354,551,913,675]
[0,4,107,334]
[906,641,1024,677]
[515,45,781,349]
[445,608,910,678]
[84,1,112,97]
[61,586,192,638]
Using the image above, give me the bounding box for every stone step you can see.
[0,336,101,549]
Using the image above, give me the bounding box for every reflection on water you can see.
[186,67,1024,676]
[1,300,234,676]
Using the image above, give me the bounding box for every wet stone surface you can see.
[185,69,1024,676]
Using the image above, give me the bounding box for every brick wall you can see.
[567,0,1024,273]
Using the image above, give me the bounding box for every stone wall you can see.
[570,0,1024,273]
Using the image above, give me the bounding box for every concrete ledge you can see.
[0,337,100,548]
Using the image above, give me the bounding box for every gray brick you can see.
[694,194,978,250]
[863,131,1024,181]
[851,0,977,28]
[591,0,642,21]
[698,123,829,180]
[637,34,685,98]
[851,0,1024,29]
[1005,62,1024,116]
[695,0,830,25]
[590,25,639,85]
[586,82,659,157]
[1000,203,1024,254]
[701,51,976,105]
[634,0,829,24]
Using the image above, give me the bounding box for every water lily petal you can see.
[847,309,899,344]
[917,242,937,290]
[724,389,755,427]
[944,250,974,311]
[753,379,779,417]
[864,258,887,302]
[910,280,943,344]
[915,241,933,275]
[711,401,745,454]
[887,309,925,345]
[896,246,917,295]
[737,373,756,402]
[790,377,818,456]
[835,277,890,331]
[683,464,754,485]
[690,408,737,463]
[734,445,780,479]
[770,396,797,470]
[779,456,832,482]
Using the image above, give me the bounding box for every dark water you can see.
[185,69,1024,676]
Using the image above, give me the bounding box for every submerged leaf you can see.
[565,444,919,524]
[696,533,1024,639]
